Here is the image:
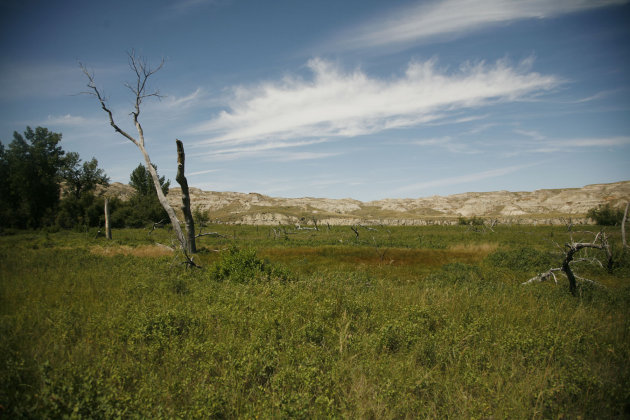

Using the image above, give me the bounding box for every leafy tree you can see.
[61,152,110,199]
[55,153,110,229]
[110,164,170,227]
[587,204,624,226]
[130,163,170,197]
[0,127,66,228]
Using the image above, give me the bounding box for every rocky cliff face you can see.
[104,181,630,225]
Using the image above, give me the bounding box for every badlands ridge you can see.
[105,181,630,226]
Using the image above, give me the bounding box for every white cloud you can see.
[413,136,480,154]
[514,128,545,140]
[161,88,204,109]
[272,151,341,162]
[335,0,628,50]
[394,162,538,194]
[187,168,219,176]
[502,135,630,157]
[193,138,329,161]
[192,57,559,145]
[45,114,99,127]
[541,136,630,151]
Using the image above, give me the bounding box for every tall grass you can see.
[1,226,629,418]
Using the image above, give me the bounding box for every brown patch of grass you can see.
[260,245,491,267]
[90,244,174,258]
[448,242,498,255]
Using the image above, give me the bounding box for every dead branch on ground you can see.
[523,230,612,295]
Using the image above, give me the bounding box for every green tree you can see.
[62,152,110,199]
[129,163,170,197]
[110,164,170,227]
[0,127,65,228]
[587,204,624,226]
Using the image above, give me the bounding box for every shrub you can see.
[210,246,291,283]
[458,216,485,226]
[587,204,625,226]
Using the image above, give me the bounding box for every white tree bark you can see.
[104,197,112,239]
[622,201,629,249]
[81,52,188,251]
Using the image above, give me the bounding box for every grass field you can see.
[1,224,629,418]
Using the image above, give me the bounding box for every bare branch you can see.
[148,218,167,236]
[196,232,227,239]
[79,63,139,146]
[523,267,563,285]
[523,229,611,295]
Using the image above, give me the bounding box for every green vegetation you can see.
[0,127,111,231]
[0,127,178,232]
[107,164,171,228]
[1,224,629,418]
[587,203,626,226]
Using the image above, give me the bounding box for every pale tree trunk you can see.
[104,197,112,239]
[622,201,629,249]
[175,139,196,254]
[82,53,190,255]
[139,143,187,250]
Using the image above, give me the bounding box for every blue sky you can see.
[1,0,629,201]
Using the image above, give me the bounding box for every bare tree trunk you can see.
[104,197,112,239]
[562,246,578,296]
[140,143,187,249]
[523,231,612,295]
[622,201,629,249]
[81,54,188,253]
[175,139,196,254]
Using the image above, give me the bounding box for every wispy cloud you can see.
[334,0,628,50]
[192,57,559,146]
[413,136,481,154]
[540,136,630,151]
[514,128,545,140]
[161,88,204,109]
[503,135,630,157]
[188,168,219,176]
[272,151,341,162]
[45,114,100,127]
[193,138,330,161]
[394,162,538,194]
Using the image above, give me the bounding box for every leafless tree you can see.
[176,139,196,254]
[81,51,189,254]
[350,225,360,240]
[523,230,612,295]
[104,197,112,239]
[622,202,629,249]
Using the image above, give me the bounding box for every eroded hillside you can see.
[104,181,630,225]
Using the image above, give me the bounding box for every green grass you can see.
[1,225,629,418]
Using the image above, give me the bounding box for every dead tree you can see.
[175,139,196,254]
[104,197,112,239]
[523,230,612,296]
[350,225,360,240]
[81,52,188,253]
[622,202,629,249]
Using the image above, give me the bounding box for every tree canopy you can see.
[0,126,110,230]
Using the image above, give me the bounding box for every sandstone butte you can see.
[103,180,630,226]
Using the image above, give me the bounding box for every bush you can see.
[210,246,291,283]
[486,246,555,272]
[587,204,625,226]
[458,216,485,226]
